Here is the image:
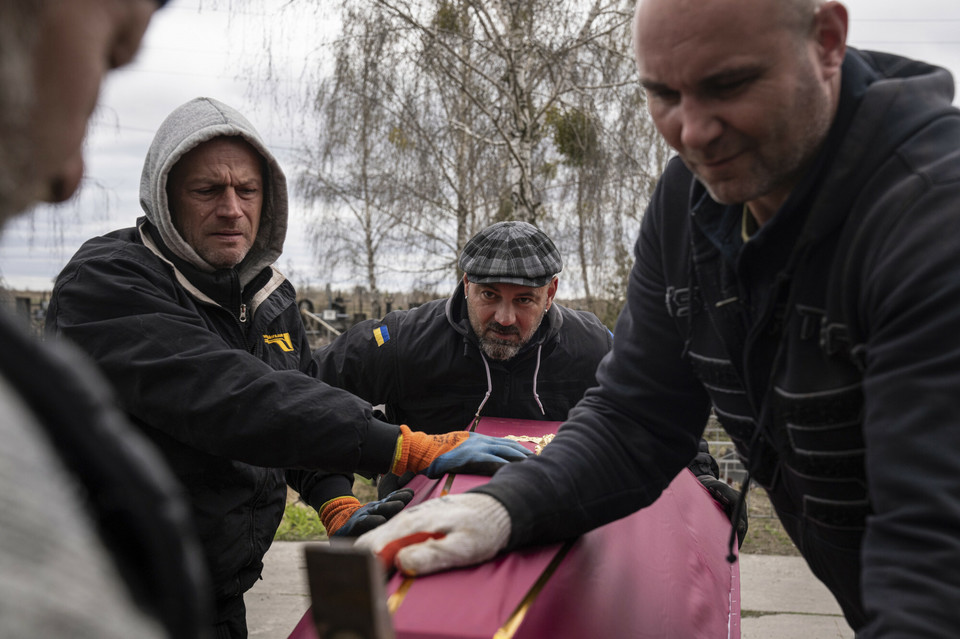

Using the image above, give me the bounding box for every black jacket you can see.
[314,282,614,432]
[46,222,400,608]
[47,99,403,618]
[477,49,960,636]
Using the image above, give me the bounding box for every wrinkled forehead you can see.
[171,135,265,181]
[632,0,802,80]
[468,279,550,299]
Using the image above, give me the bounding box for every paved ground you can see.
[246,541,854,639]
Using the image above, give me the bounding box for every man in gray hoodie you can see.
[45,96,530,638]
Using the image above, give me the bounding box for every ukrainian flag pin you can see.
[373,325,390,347]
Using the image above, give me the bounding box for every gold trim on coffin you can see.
[387,577,416,615]
[386,541,575,638]
[503,433,554,455]
[388,428,562,635]
[492,540,574,638]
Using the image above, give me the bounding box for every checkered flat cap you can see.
[459,221,562,287]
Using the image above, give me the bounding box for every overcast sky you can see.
[2,0,959,292]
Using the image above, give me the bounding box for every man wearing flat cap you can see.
[314,221,608,496]
[315,221,609,435]
[313,221,743,537]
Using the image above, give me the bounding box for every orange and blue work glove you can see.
[319,489,415,537]
[390,425,532,478]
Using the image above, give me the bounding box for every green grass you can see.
[275,501,327,541]
[274,475,379,541]
[738,486,800,556]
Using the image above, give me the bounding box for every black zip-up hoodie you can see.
[46,98,401,618]
[477,49,960,637]
[314,281,614,432]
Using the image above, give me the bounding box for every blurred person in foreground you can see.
[358,1,960,635]
[44,95,531,638]
[0,1,210,638]
[314,220,745,540]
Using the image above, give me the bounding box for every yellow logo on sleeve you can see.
[263,333,294,352]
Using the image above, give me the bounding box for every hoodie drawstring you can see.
[472,344,546,421]
[473,352,493,422]
[532,344,545,415]
[726,472,751,563]
[726,418,769,563]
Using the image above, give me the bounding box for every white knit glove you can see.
[355,493,511,576]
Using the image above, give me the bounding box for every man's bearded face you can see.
[464,278,556,361]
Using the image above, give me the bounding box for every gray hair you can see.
[0,1,40,225]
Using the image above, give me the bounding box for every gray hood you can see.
[139,97,288,287]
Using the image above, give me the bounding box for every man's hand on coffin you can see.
[390,425,532,478]
[355,493,511,576]
[424,433,533,478]
[319,489,415,537]
[697,475,749,548]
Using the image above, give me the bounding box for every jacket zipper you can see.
[239,303,247,323]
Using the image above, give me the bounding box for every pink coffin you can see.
[288,417,740,639]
